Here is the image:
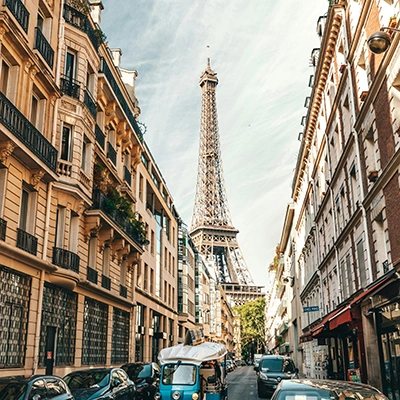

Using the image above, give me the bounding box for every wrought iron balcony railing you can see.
[52,247,80,273]
[5,0,29,33]
[63,3,99,50]
[120,284,127,298]
[83,87,97,118]
[0,218,6,241]
[17,228,38,255]
[102,275,111,290]
[91,189,145,247]
[99,58,143,141]
[87,266,98,283]
[0,91,58,172]
[34,28,54,69]
[95,124,105,149]
[60,75,81,99]
[123,165,131,186]
[107,143,117,165]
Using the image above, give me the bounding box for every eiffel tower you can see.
[189,58,264,306]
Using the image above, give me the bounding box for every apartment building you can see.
[0,0,185,377]
[269,0,400,397]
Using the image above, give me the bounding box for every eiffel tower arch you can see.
[190,59,264,306]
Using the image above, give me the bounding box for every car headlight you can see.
[259,372,269,381]
[192,393,199,400]
[172,391,181,400]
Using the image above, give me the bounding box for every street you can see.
[226,365,258,400]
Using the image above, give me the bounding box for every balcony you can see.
[60,75,80,99]
[102,275,111,290]
[91,189,145,247]
[0,218,6,241]
[52,247,80,273]
[0,92,58,172]
[123,166,131,186]
[5,0,29,33]
[83,87,97,118]
[63,3,99,51]
[34,28,54,69]
[99,58,143,141]
[16,228,38,255]
[107,143,117,165]
[87,266,98,283]
[95,124,105,150]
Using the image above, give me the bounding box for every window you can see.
[81,135,92,174]
[356,239,367,287]
[65,51,76,81]
[69,211,79,254]
[37,8,52,40]
[60,124,73,161]
[55,206,66,248]
[0,168,7,217]
[349,164,358,212]
[88,236,97,268]
[19,184,37,234]
[102,244,110,277]
[0,55,19,103]
[138,173,144,201]
[30,86,46,132]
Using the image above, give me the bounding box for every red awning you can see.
[329,306,352,330]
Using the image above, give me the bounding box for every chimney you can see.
[89,1,104,26]
[111,48,123,68]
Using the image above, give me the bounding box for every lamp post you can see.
[367,27,400,54]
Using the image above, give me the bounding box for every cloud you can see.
[101,0,329,286]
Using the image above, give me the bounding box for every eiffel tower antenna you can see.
[190,59,264,305]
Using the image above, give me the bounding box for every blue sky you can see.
[100,0,329,287]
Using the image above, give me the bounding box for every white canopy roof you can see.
[158,342,227,365]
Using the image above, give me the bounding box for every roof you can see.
[158,342,227,365]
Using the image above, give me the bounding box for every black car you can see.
[255,355,299,398]
[0,375,73,400]
[64,367,136,400]
[121,362,160,400]
[271,379,389,400]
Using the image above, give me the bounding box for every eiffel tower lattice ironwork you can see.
[190,59,264,305]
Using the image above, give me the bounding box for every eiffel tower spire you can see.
[190,59,264,305]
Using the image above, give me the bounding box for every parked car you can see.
[121,362,160,400]
[271,379,389,400]
[0,375,73,400]
[255,355,299,398]
[64,367,136,400]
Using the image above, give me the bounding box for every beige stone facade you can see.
[0,0,234,378]
[267,0,400,396]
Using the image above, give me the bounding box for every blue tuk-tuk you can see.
[155,337,228,400]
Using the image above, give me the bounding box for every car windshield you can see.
[64,371,110,389]
[261,359,296,373]
[0,382,28,400]
[162,364,196,385]
[125,364,151,379]
[276,390,387,400]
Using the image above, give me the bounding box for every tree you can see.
[233,297,266,360]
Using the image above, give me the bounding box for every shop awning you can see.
[299,333,313,343]
[329,306,352,330]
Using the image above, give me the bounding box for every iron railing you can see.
[63,3,99,50]
[107,143,117,165]
[34,27,54,69]
[123,165,131,186]
[0,91,58,172]
[87,266,98,283]
[0,218,6,241]
[83,87,97,118]
[16,228,38,255]
[60,75,80,99]
[5,0,29,33]
[95,124,105,149]
[52,247,80,273]
[102,275,111,290]
[91,189,145,247]
[99,58,143,141]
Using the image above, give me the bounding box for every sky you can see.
[100,0,329,288]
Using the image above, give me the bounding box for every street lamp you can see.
[367,27,400,54]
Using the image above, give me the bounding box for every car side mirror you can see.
[32,395,41,400]
[112,378,121,388]
[254,366,259,372]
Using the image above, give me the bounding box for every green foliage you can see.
[94,28,107,46]
[233,297,266,358]
[67,0,90,14]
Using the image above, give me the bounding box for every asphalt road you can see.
[226,365,258,400]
